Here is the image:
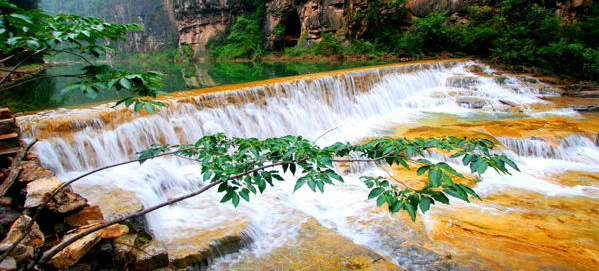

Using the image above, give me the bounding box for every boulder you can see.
[165,220,250,268]
[0,215,44,263]
[133,240,169,271]
[0,257,16,271]
[47,229,102,269]
[113,233,137,256]
[65,206,105,227]
[0,215,44,247]
[24,177,62,208]
[75,185,143,220]
[446,75,480,89]
[24,177,87,213]
[456,97,489,109]
[17,161,53,183]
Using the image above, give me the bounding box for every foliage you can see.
[351,0,407,48]
[139,133,517,221]
[343,39,377,55]
[0,0,165,110]
[208,0,266,60]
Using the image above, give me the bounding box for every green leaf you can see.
[430,191,450,204]
[405,203,417,221]
[232,193,240,207]
[119,78,132,89]
[293,178,306,192]
[419,197,432,213]
[307,179,317,192]
[428,167,442,187]
[416,166,430,176]
[239,189,250,202]
[368,187,385,199]
[376,195,386,207]
[202,171,212,182]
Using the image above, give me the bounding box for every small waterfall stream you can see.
[19,60,599,271]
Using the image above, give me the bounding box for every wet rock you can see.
[48,189,88,214]
[456,97,489,109]
[446,75,480,89]
[464,64,486,76]
[572,105,599,112]
[99,224,129,239]
[1,215,44,247]
[0,256,16,271]
[24,176,62,208]
[17,160,53,183]
[225,218,401,271]
[0,215,44,263]
[166,220,250,268]
[113,233,137,256]
[75,185,143,221]
[65,206,105,227]
[24,176,87,213]
[133,240,169,271]
[499,99,518,107]
[47,229,102,269]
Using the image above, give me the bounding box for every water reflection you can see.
[0,61,374,112]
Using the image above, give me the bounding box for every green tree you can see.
[0,0,164,110]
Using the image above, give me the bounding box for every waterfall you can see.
[18,60,599,270]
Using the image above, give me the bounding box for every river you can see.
[17,59,599,270]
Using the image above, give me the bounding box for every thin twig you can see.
[0,48,47,85]
[312,126,341,144]
[0,140,38,197]
[0,74,84,92]
[0,147,195,264]
[34,159,301,267]
[0,55,15,65]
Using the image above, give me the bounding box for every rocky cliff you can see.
[40,0,178,52]
[172,0,595,52]
[42,0,595,53]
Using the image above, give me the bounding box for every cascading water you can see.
[19,60,599,271]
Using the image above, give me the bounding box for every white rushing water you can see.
[24,61,599,270]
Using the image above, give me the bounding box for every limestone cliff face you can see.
[172,0,255,51]
[40,0,178,52]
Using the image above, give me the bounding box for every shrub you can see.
[312,32,343,55]
[344,39,377,55]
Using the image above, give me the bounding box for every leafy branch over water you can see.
[140,133,518,221]
[12,133,517,268]
[0,0,165,110]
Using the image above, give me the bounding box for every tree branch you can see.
[0,74,85,92]
[0,48,47,85]
[0,140,38,197]
[0,147,195,264]
[34,159,302,267]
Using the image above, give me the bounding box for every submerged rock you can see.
[222,218,402,271]
[446,75,480,89]
[455,97,490,109]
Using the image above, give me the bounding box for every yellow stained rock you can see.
[221,219,402,271]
